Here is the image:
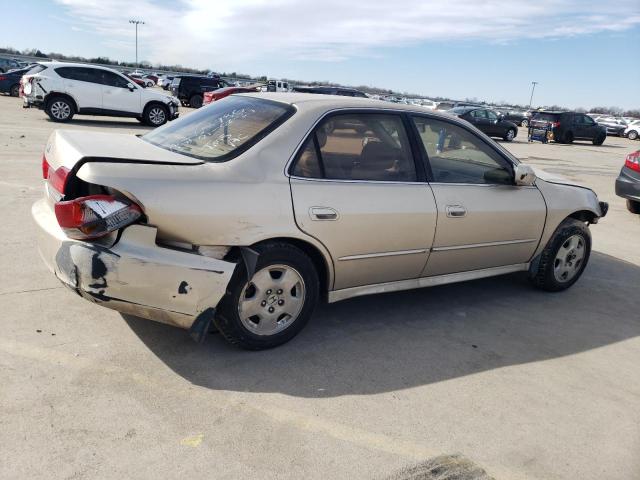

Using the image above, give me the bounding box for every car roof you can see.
[240,92,463,120]
[36,61,125,73]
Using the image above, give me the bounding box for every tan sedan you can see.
[33,93,608,349]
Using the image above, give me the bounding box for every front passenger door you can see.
[411,115,546,277]
[101,70,140,114]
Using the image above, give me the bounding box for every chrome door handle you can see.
[310,207,338,221]
[446,205,467,218]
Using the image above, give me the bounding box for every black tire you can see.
[529,218,591,292]
[215,242,319,350]
[627,200,640,214]
[562,131,574,144]
[189,94,203,108]
[520,118,529,128]
[9,84,19,97]
[45,96,74,122]
[503,128,516,142]
[143,103,168,127]
[592,132,606,145]
[627,130,638,141]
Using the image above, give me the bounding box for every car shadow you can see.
[123,251,640,398]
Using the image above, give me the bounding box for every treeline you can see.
[2,46,637,116]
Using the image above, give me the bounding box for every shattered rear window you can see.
[143,96,294,162]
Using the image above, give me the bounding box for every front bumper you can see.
[615,166,640,202]
[32,198,236,329]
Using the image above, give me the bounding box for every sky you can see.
[2,0,640,109]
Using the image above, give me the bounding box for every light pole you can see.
[528,81,538,109]
[129,19,145,69]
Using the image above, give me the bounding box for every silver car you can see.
[33,93,608,349]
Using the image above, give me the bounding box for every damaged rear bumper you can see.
[32,198,236,329]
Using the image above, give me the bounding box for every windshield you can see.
[143,96,294,161]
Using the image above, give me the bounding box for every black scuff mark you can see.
[88,252,108,289]
[188,267,225,274]
[189,308,215,343]
[178,281,191,294]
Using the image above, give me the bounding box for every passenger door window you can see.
[292,114,417,182]
[101,71,130,88]
[470,109,487,120]
[412,116,513,185]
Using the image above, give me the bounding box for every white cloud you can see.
[56,0,640,69]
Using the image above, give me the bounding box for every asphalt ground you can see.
[1,95,638,479]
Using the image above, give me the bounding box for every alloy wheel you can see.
[506,129,515,141]
[148,107,166,125]
[51,101,71,120]
[238,264,306,336]
[553,234,585,283]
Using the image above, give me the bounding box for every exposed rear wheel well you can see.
[45,92,77,112]
[569,210,596,224]
[243,238,331,299]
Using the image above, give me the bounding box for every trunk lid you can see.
[44,130,203,172]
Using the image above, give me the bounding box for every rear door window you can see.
[292,113,417,182]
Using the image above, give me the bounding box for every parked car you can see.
[624,120,640,140]
[615,150,640,214]
[128,73,154,87]
[125,74,147,88]
[448,106,518,141]
[171,75,229,108]
[494,108,531,127]
[158,76,174,90]
[33,93,608,349]
[21,62,180,126]
[0,56,21,73]
[0,66,30,96]
[529,111,607,145]
[143,74,158,84]
[595,117,627,136]
[291,85,368,97]
[266,79,290,92]
[203,85,262,105]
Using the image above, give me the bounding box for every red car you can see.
[203,85,261,105]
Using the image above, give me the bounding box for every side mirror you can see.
[514,163,536,186]
[127,82,135,91]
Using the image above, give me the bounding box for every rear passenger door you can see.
[55,67,103,110]
[289,112,437,290]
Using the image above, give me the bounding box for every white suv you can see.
[21,62,180,126]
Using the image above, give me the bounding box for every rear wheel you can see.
[143,103,168,127]
[529,218,591,292]
[520,118,529,128]
[215,242,319,350]
[503,128,516,142]
[627,130,638,141]
[45,96,74,122]
[9,84,19,97]
[189,94,203,108]
[592,132,606,145]
[562,131,574,144]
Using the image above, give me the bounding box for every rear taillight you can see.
[41,154,70,193]
[0,75,6,81]
[551,121,561,128]
[625,151,640,172]
[54,195,142,240]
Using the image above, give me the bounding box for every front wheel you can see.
[215,243,319,350]
[520,118,529,128]
[503,128,516,142]
[627,130,638,141]
[593,133,606,145]
[143,103,168,127]
[529,218,591,292]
